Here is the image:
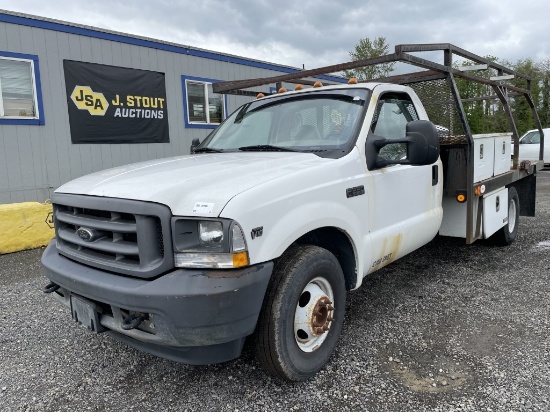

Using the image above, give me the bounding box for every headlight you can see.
[172,217,249,269]
[199,221,224,245]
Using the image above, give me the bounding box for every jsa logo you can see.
[70,85,109,115]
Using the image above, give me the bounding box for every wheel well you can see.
[294,227,357,290]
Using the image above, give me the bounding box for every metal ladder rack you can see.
[213,43,545,243]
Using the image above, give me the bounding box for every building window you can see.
[182,76,226,129]
[0,51,44,125]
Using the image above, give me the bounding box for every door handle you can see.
[432,165,438,186]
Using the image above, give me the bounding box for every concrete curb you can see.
[0,202,54,254]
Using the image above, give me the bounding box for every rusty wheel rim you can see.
[294,276,335,352]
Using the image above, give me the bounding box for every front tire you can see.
[493,186,520,245]
[255,245,346,381]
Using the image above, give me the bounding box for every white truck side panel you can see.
[442,133,512,238]
[473,134,495,182]
[439,198,467,238]
[440,188,510,239]
[493,134,512,176]
[364,163,443,274]
[220,148,372,288]
[483,188,508,238]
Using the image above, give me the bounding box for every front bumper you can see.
[41,241,273,364]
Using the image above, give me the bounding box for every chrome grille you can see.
[52,194,173,278]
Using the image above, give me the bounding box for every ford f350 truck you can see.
[42,44,545,381]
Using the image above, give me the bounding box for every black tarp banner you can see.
[63,60,169,144]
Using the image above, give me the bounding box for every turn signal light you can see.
[232,251,249,268]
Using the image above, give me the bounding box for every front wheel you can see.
[255,245,346,381]
[493,186,520,245]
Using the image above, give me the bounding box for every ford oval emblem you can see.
[76,227,94,242]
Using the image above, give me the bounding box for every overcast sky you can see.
[2,0,549,71]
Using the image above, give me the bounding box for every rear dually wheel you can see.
[493,186,520,246]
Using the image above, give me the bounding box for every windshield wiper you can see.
[193,147,224,153]
[238,145,297,152]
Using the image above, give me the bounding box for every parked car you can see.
[514,128,550,164]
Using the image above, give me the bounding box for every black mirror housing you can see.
[367,120,440,168]
[190,138,200,154]
[405,120,440,165]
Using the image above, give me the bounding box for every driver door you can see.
[364,90,442,273]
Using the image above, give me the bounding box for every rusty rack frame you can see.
[213,43,545,244]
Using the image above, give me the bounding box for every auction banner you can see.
[63,60,169,144]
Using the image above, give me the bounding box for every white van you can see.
[515,128,550,164]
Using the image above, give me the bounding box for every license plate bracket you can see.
[70,294,106,333]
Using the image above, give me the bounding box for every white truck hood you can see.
[56,152,329,216]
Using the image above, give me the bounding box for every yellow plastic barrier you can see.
[0,202,54,254]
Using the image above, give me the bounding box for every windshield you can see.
[197,89,369,158]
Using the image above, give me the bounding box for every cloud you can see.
[1,0,549,71]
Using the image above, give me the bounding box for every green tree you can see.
[510,59,542,134]
[452,56,547,135]
[344,36,395,81]
[536,59,550,128]
[453,57,505,134]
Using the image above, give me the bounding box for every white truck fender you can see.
[220,150,372,289]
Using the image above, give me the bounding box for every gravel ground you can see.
[1,170,549,412]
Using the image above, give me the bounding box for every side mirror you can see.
[190,138,200,153]
[367,120,440,168]
[403,120,440,165]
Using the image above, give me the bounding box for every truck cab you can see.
[42,81,441,381]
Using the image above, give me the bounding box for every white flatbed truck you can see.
[42,43,545,381]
